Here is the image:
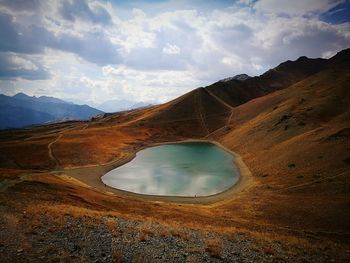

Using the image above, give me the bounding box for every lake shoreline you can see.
[59,139,253,205]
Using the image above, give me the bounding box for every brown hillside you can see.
[214,61,350,233]
[206,55,328,107]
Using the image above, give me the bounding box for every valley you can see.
[0,50,349,262]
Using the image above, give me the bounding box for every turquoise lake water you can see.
[102,142,240,197]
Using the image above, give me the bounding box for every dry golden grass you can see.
[157,226,170,237]
[186,256,201,263]
[111,249,123,262]
[205,237,223,259]
[247,229,309,247]
[137,231,149,242]
[133,254,160,263]
[185,246,203,254]
[137,221,155,241]
[166,223,192,241]
[1,212,19,226]
[104,219,119,237]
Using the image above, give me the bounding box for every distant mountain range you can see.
[0,93,103,129]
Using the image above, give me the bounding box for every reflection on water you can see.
[102,142,239,197]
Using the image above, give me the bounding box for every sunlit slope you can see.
[211,60,350,233]
[127,88,232,136]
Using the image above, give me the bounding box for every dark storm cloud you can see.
[0,52,50,80]
[59,0,111,24]
[0,13,48,54]
[0,13,121,65]
[0,66,49,80]
[52,31,121,65]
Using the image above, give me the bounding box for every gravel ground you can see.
[1,213,346,263]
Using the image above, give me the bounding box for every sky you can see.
[0,0,349,106]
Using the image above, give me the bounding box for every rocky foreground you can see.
[1,209,347,263]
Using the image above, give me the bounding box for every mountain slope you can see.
[0,105,54,129]
[206,56,328,107]
[119,50,346,141]
[211,54,350,233]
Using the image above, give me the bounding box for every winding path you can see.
[48,134,63,168]
[205,89,234,109]
[203,89,235,139]
[47,123,89,169]
[195,91,210,135]
[0,173,35,193]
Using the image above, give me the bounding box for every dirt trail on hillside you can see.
[206,89,235,126]
[47,123,89,168]
[195,91,209,135]
[48,134,63,168]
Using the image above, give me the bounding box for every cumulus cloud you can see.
[102,65,130,77]
[0,12,121,65]
[0,52,49,80]
[162,43,181,54]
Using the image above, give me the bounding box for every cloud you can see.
[0,13,48,54]
[0,0,41,12]
[196,7,350,76]
[7,55,37,71]
[253,0,345,16]
[59,0,111,24]
[52,31,122,65]
[0,12,122,65]
[162,43,180,54]
[0,52,49,80]
[238,0,255,5]
[97,64,202,103]
[102,64,130,77]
